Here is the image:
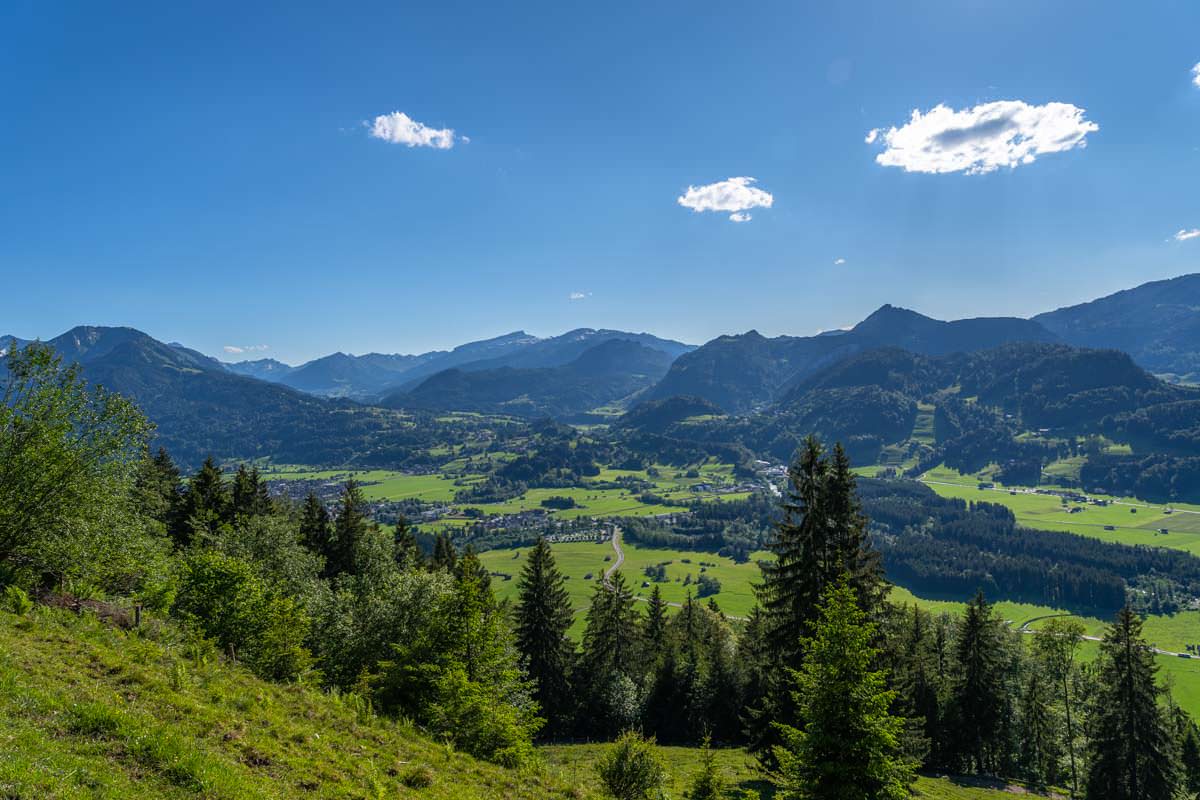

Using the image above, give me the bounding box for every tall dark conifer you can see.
[177,456,228,546]
[298,491,333,571]
[393,516,423,571]
[1085,606,1179,800]
[952,591,1009,774]
[431,533,457,573]
[514,537,575,737]
[329,480,369,577]
[750,436,889,763]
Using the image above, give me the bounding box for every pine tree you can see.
[328,480,369,577]
[132,446,181,529]
[1084,607,1179,800]
[951,591,1008,774]
[1018,669,1060,789]
[177,456,229,546]
[393,515,423,570]
[894,604,945,767]
[684,737,727,800]
[757,435,829,663]
[514,537,575,738]
[431,533,457,573]
[773,577,916,800]
[643,584,669,669]
[751,436,889,763]
[576,572,643,737]
[824,443,886,614]
[298,491,333,570]
[1175,708,1200,798]
[230,464,264,520]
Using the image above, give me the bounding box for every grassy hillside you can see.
[0,602,1049,800]
[0,605,579,800]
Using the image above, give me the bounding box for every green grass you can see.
[261,467,465,503]
[542,743,1056,799]
[480,539,768,636]
[918,465,1200,555]
[1,603,1042,799]
[0,606,582,799]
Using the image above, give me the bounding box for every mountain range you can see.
[5,273,1200,467]
[226,328,694,401]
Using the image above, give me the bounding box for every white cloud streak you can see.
[368,111,458,149]
[866,100,1098,175]
[1193,62,1200,88]
[1175,229,1200,242]
[568,291,590,301]
[223,344,270,355]
[677,177,773,222]
[833,257,846,265]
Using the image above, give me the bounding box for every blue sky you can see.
[3,1,1199,363]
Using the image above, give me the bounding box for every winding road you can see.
[600,526,748,621]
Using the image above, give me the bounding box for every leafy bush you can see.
[173,551,311,681]
[595,730,668,800]
[2,585,32,616]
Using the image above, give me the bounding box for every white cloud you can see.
[368,111,457,149]
[568,291,590,301]
[677,177,774,222]
[833,257,846,265]
[223,344,269,355]
[1193,62,1200,88]
[866,100,1098,175]
[1176,228,1200,242]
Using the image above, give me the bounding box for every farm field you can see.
[479,539,768,635]
[261,467,467,502]
[917,465,1200,555]
[265,460,756,522]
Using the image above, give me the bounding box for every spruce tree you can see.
[298,491,333,569]
[1084,607,1179,800]
[576,572,643,737]
[514,537,575,737]
[757,435,829,662]
[1018,669,1060,789]
[132,446,181,529]
[643,584,669,669]
[431,533,457,573]
[773,577,915,800]
[230,464,263,520]
[177,456,229,546]
[751,436,888,763]
[951,591,1008,774]
[329,480,369,577]
[393,515,423,570]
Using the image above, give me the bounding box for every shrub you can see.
[173,551,312,681]
[2,584,32,615]
[595,730,667,800]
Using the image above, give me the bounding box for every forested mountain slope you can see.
[1035,272,1200,381]
[388,338,675,418]
[647,306,1058,412]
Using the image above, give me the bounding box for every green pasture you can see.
[542,742,1059,799]
[918,466,1200,555]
